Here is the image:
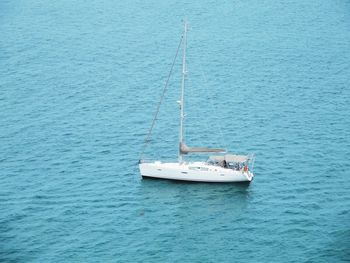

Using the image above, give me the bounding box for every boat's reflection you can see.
[138,178,252,222]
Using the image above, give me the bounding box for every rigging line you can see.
[139,34,184,161]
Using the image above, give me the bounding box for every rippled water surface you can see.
[1,0,350,262]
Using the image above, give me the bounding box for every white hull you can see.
[139,162,253,183]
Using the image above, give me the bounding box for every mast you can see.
[179,21,187,163]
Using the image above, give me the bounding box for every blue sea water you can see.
[1,0,350,262]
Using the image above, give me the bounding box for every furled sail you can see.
[180,142,226,155]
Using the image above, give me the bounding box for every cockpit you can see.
[207,154,252,171]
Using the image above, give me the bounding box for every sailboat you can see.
[139,22,255,183]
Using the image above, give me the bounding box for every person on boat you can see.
[222,160,227,168]
[243,164,248,172]
[235,163,240,170]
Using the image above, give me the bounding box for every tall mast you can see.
[179,21,187,163]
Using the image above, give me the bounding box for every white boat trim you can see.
[140,161,253,183]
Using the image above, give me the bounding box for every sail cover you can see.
[180,142,226,155]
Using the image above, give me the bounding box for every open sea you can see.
[1,0,350,262]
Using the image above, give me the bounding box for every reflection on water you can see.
[138,179,251,223]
